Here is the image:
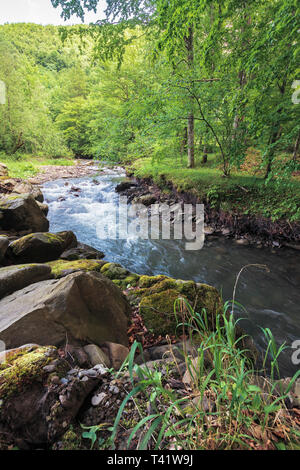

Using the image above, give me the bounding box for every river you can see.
[42,166,300,377]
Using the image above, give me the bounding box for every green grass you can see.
[0,153,75,179]
[90,299,300,451]
[131,155,300,222]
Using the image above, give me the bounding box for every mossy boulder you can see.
[0,346,104,447]
[60,242,104,261]
[0,263,52,299]
[139,289,184,336]
[9,232,66,263]
[139,277,223,336]
[0,346,56,401]
[47,259,106,279]
[100,262,129,280]
[100,263,140,289]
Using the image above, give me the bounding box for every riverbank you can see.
[125,157,300,249]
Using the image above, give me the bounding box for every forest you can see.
[0,0,299,224]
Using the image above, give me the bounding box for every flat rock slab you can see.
[0,263,52,300]
[9,232,66,263]
[0,271,131,350]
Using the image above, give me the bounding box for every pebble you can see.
[91,392,107,407]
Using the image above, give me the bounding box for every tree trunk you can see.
[185,27,195,169]
[264,81,286,179]
[293,131,300,162]
[181,126,188,155]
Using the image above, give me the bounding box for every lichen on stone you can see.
[139,289,184,336]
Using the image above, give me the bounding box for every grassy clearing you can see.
[0,153,75,179]
[131,154,300,222]
[84,300,300,451]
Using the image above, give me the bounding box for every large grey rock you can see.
[0,194,49,232]
[0,236,9,262]
[9,232,66,263]
[0,271,131,350]
[60,242,104,261]
[0,264,52,300]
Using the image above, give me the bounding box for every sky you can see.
[0,0,106,25]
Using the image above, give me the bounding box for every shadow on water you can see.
[42,167,300,377]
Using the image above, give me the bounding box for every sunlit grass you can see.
[0,154,75,179]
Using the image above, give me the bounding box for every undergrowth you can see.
[82,299,300,451]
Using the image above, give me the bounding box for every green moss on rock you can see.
[138,275,168,288]
[54,428,83,450]
[138,277,223,336]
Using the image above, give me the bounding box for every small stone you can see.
[43,364,56,373]
[204,226,215,235]
[91,392,107,406]
[51,375,60,385]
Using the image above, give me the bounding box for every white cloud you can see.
[0,0,106,25]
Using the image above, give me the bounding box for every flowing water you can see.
[42,166,300,377]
